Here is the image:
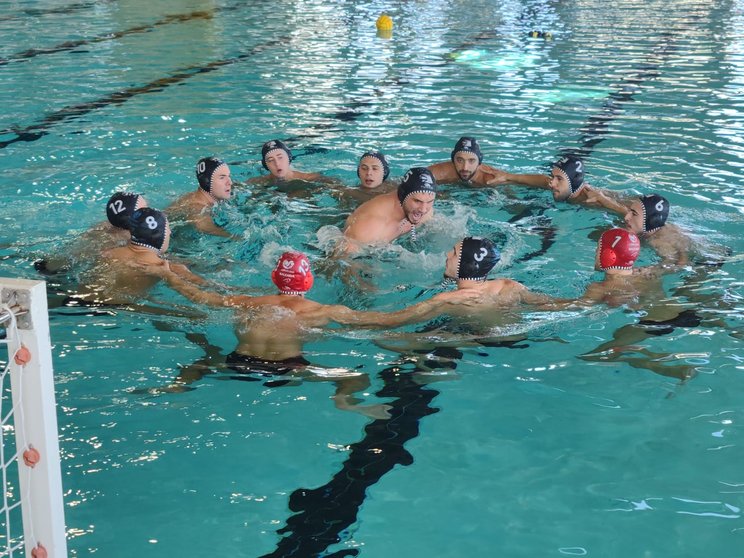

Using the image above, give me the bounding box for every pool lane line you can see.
[230,31,503,174]
[0,34,293,150]
[256,363,444,558]
[0,0,115,23]
[258,341,529,557]
[0,24,494,152]
[515,29,679,264]
[562,30,677,160]
[0,26,502,152]
[0,10,216,67]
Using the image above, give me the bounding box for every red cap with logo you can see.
[598,228,640,270]
[271,252,314,294]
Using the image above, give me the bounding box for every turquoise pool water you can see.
[2,0,744,556]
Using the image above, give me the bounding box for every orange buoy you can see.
[23,446,41,468]
[14,344,31,366]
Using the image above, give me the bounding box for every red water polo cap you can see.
[598,228,640,271]
[271,251,314,294]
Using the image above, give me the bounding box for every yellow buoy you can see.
[376,13,393,31]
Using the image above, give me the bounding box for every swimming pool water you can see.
[2,0,744,556]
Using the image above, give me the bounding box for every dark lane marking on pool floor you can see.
[0,25,499,156]
[257,363,443,558]
[0,34,292,150]
[565,31,677,161]
[516,29,680,264]
[0,10,215,67]
[0,0,115,23]
[256,342,529,557]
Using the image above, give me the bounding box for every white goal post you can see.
[1,278,67,558]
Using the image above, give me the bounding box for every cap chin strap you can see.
[130,240,161,256]
[399,214,417,240]
[441,275,457,287]
[458,275,487,282]
[568,181,586,199]
[639,204,662,233]
[201,185,216,202]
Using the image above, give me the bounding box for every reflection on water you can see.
[1,0,743,556]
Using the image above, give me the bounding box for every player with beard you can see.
[428,136,509,186]
[486,154,628,213]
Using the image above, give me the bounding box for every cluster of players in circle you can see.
[40,135,697,393]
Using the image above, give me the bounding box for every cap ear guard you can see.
[129,208,169,253]
[599,246,619,269]
[457,237,500,280]
[640,194,669,232]
[196,157,226,193]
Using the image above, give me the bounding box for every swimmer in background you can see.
[69,208,209,307]
[357,151,394,191]
[579,228,699,380]
[35,191,148,274]
[245,139,337,186]
[486,155,629,213]
[159,251,473,417]
[335,151,398,205]
[167,156,234,237]
[616,194,691,266]
[375,236,573,355]
[341,167,437,253]
[427,136,510,186]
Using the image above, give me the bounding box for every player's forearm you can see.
[506,173,550,188]
[165,271,226,307]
